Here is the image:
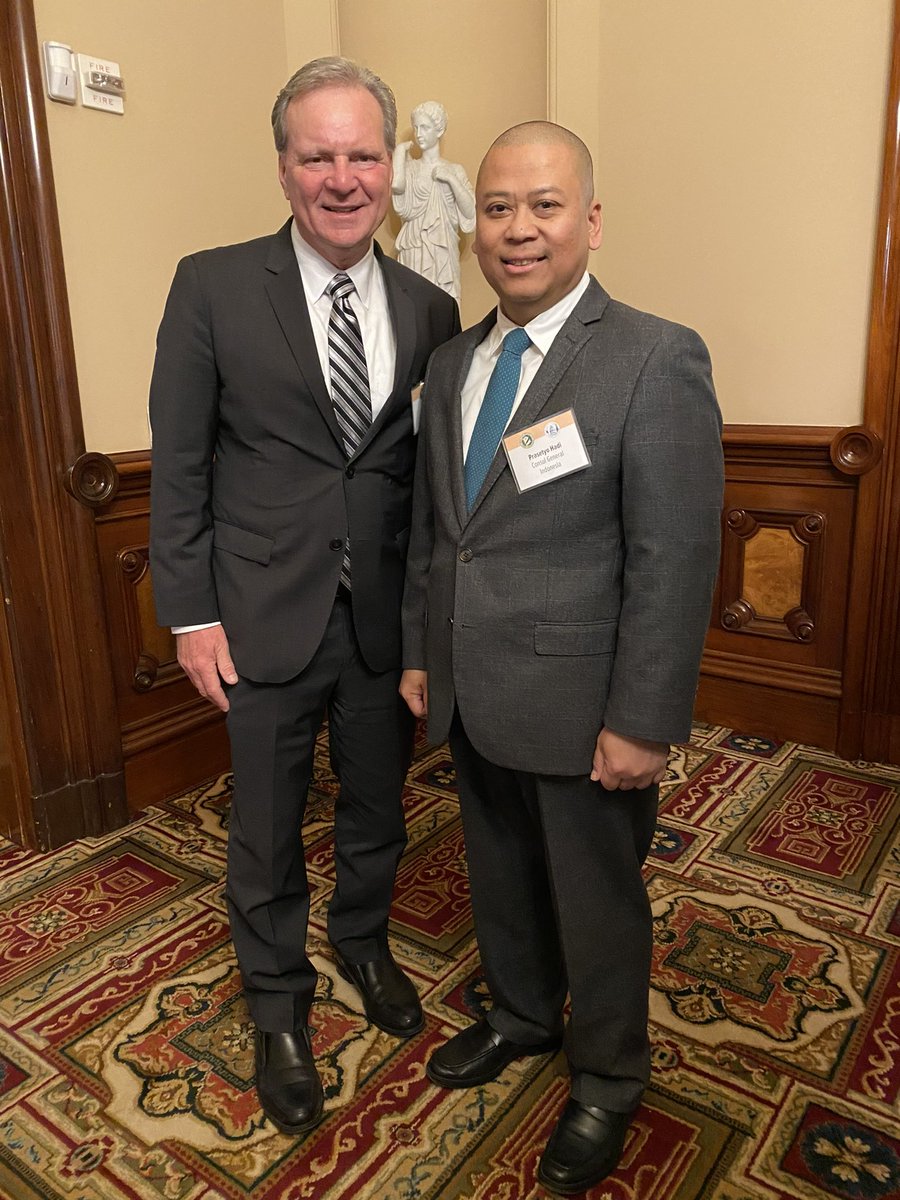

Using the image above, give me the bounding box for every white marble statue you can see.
[392,101,475,301]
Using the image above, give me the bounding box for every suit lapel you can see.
[468,280,610,518]
[263,221,344,452]
[352,247,417,458]
[380,247,417,395]
[451,312,496,528]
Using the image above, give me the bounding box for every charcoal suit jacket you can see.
[402,277,724,774]
[149,219,460,681]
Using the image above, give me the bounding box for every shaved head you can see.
[480,121,595,206]
[473,120,603,324]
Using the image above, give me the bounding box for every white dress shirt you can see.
[173,222,397,635]
[460,272,591,459]
[290,222,396,418]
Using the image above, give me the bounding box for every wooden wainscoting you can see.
[95,452,229,812]
[696,424,881,751]
[94,428,878,815]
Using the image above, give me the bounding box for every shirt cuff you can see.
[172,622,222,635]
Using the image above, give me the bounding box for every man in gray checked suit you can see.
[400,121,723,1195]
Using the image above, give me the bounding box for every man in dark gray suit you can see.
[401,122,723,1194]
[150,57,459,1135]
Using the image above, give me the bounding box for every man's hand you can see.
[176,626,238,712]
[591,727,668,790]
[400,669,428,718]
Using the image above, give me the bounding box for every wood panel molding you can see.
[700,649,842,699]
[0,0,127,848]
[720,507,824,642]
[100,434,860,775]
[697,423,858,751]
[96,451,229,812]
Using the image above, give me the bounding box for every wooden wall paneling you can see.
[720,508,823,644]
[840,0,900,764]
[0,0,127,848]
[95,453,230,813]
[696,426,859,751]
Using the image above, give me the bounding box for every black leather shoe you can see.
[334,950,424,1037]
[255,1029,324,1135]
[537,1099,634,1194]
[426,1018,561,1088]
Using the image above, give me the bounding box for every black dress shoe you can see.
[537,1099,634,1195]
[426,1018,561,1088]
[334,950,424,1037]
[255,1029,324,1135]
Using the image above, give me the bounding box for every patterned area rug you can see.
[1,723,898,1199]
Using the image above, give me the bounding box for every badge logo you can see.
[520,433,534,448]
[545,421,560,437]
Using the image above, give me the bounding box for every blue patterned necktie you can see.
[464,326,531,510]
[327,273,372,588]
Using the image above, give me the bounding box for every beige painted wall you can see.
[554,0,892,425]
[34,0,336,452]
[35,0,893,447]
[334,0,548,327]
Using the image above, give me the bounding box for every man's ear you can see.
[588,201,603,252]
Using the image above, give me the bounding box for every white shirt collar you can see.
[487,272,591,358]
[290,220,377,308]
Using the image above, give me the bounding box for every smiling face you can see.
[474,140,602,325]
[278,85,392,269]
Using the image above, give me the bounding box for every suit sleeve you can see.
[445,295,462,340]
[602,325,724,745]
[401,355,439,668]
[148,255,221,628]
[401,292,457,666]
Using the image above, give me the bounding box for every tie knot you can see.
[502,327,531,359]
[328,273,355,302]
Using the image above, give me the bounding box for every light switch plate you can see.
[43,41,77,104]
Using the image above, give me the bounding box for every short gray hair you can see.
[272,56,398,154]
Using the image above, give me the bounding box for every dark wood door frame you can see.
[839,0,900,763]
[0,0,127,847]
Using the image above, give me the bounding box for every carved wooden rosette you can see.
[829,426,883,477]
[65,452,121,507]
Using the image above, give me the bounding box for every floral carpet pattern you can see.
[0,722,898,1199]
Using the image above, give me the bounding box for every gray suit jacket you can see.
[149,220,460,682]
[402,278,723,775]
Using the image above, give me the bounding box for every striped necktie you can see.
[327,272,372,588]
[464,326,531,510]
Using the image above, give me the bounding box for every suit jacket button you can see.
[458,548,473,562]
[345,466,355,478]
[329,538,343,551]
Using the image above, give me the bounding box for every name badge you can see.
[502,408,590,493]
